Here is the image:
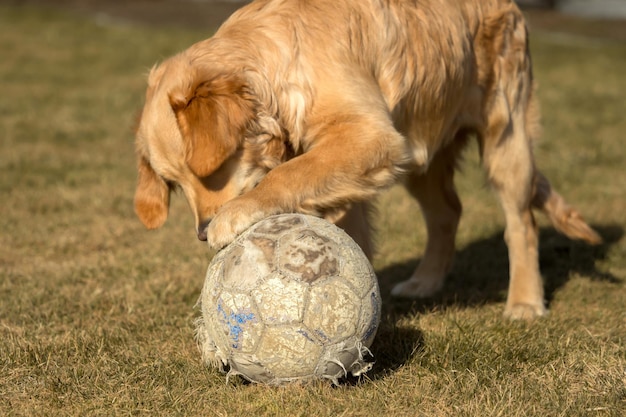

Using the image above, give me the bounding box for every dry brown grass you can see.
[1,5,625,416]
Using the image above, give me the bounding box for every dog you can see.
[133,0,601,320]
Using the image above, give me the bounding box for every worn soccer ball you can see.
[195,213,381,385]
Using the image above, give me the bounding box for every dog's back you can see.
[202,0,529,161]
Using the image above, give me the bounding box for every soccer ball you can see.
[195,214,381,385]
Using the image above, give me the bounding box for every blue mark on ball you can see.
[216,301,256,349]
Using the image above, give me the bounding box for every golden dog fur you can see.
[134,0,601,319]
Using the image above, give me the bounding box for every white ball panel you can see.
[254,326,323,379]
[304,279,360,344]
[253,272,308,324]
[213,291,263,354]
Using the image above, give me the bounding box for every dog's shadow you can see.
[362,224,623,380]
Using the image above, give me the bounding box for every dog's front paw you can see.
[503,303,547,320]
[206,198,270,249]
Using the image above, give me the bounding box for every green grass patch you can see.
[1,5,625,416]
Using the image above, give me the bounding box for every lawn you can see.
[0,4,624,416]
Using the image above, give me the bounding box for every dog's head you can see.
[133,54,288,240]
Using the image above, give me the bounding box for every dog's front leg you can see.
[205,113,412,249]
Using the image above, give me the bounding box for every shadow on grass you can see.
[378,224,623,312]
[359,224,623,381]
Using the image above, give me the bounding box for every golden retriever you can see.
[134,0,601,320]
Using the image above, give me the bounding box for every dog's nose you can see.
[197,219,210,241]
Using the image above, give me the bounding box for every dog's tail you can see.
[531,171,602,244]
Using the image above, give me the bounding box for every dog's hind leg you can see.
[481,104,546,319]
[471,5,551,319]
[479,6,601,318]
[479,49,548,319]
[391,145,462,298]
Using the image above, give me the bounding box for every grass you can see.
[1,4,625,416]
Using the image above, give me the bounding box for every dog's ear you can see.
[169,70,256,177]
[134,155,170,229]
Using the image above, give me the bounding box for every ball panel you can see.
[227,355,275,383]
[214,291,263,354]
[205,257,225,284]
[250,214,306,236]
[337,245,377,298]
[278,229,339,283]
[254,326,323,379]
[317,343,361,378]
[358,290,382,346]
[221,242,265,292]
[221,238,273,291]
[304,279,360,344]
[201,259,224,308]
[253,272,307,324]
[243,235,277,272]
[199,262,226,365]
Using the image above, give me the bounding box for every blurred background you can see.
[4,0,626,34]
